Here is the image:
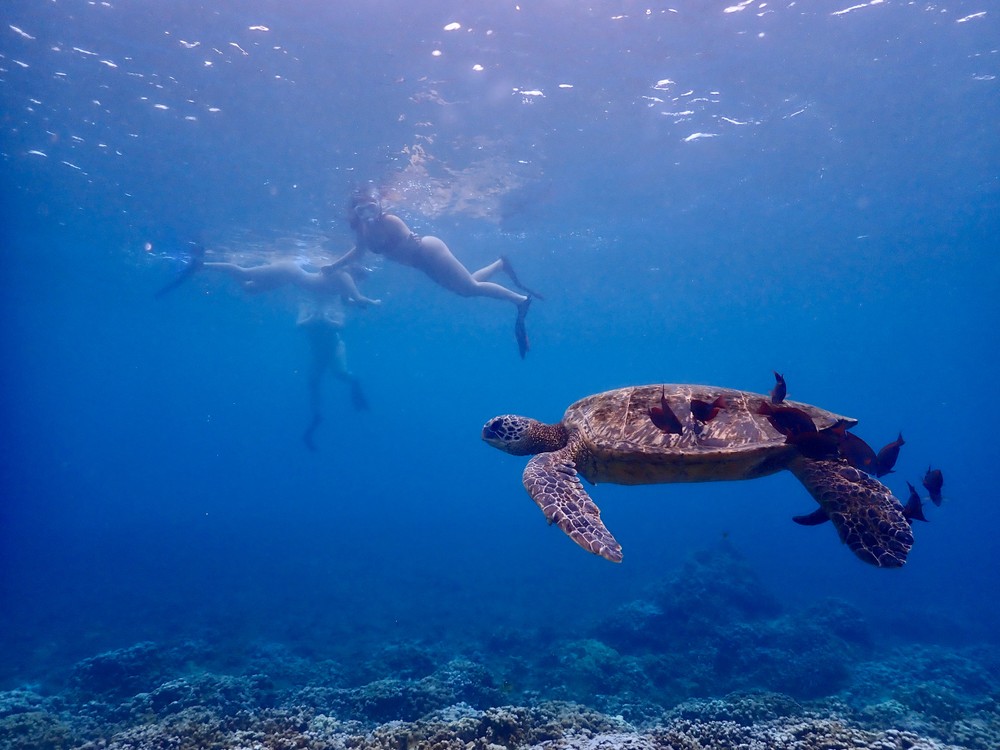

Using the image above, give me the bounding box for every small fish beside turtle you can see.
[483,380,939,568]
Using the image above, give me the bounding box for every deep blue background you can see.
[2,0,998,683]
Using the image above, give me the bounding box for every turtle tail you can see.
[788,455,913,568]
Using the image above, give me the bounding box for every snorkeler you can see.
[155,245,382,308]
[322,186,541,358]
[195,257,381,307]
[298,299,369,452]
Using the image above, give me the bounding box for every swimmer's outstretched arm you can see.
[321,245,364,273]
[325,267,380,307]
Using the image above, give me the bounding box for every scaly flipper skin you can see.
[522,436,623,562]
[789,455,913,568]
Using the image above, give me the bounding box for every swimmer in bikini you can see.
[322,185,541,358]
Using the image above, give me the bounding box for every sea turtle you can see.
[482,384,914,568]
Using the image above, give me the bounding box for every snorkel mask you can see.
[354,197,382,222]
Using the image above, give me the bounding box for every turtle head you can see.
[482,415,567,455]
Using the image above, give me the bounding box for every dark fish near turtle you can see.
[903,481,928,523]
[758,401,816,438]
[691,395,727,423]
[922,467,944,505]
[648,387,683,434]
[875,432,905,477]
[770,371,787,404]
[837,429,878,474]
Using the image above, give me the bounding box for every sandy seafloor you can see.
[2,1,999,749]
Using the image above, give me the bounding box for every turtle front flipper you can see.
[788,455,913,568]
[522,445,623,563]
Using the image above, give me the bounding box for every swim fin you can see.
[350,380,370,411]
[501,255,544,300]
[515,297,531,359]
[154,244,205,299]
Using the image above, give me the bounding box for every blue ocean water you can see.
[2,1,998,747]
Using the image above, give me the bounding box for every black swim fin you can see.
[302,413,322,452]
[154,244,205,299]
[350,380,369,411]
[515,297,531,359]
[501,255,545,300]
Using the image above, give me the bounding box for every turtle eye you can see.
[484,418,504,438]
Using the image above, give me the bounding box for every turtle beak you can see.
[481,419,506,449]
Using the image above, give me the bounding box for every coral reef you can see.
[1,546,997,749]
[288,658,503,723]
[594,542,782,653]
[581,544,870,706]
[10,694,980,750]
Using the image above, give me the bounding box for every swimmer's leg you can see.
[471,259,504,282]
[302,323,333,451]
[199,263,260,293]
[303,367,324,450]
[330,338,369,410]
[420,238,532,356]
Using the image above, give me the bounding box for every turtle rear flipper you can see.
[789,455,913,568]
[523,444,622,563]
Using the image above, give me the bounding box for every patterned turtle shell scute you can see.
[564,384,855,457]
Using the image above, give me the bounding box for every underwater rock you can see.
[857,698,936,738]
[588,600,665,651]
[644,715,965,750]
[120,672,274,721]
[347,675,445,723]
[948,715,1000,750]
[352,640,442,683]
[241,640,344,689]
[68,642,167,700]
[74,706,237,750]
[710,615,856,699]
[5,631,998,750]
[585,551,865,703]
[434,658,504,709]
[540,639,652,701]
[838,644,1000,749]
[0,691,77,750]
[284,657,503,724]
[654,543,783,624]
[5,549,998,750]
[66,640,216,703]
[68,701,633,750]
[798,597,874,649]
[846,645,997,716]
[594,543,781,653]
[0,689,57,718]
[668,689,804,725]
[360,701,633,750]
[637,647,718,702]
[0,709,76,750]
[64,698,977,750]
